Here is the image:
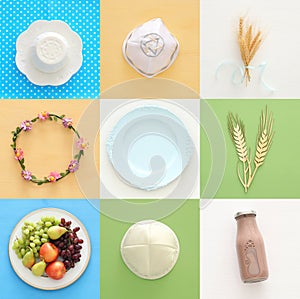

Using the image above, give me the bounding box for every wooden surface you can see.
[100,0,200,94]
[1,100,99,198]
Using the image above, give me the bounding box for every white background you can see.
[201,200,300,299]
[201,0,300,99]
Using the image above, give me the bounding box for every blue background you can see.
[0,0,100,99]
[1,199,100,299]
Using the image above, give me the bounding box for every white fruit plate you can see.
[9,208,91,290]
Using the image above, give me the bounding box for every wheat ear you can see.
[228,113,249,191]
[247,106,274,188]
[238,18,263,84]
[254,106,274,167]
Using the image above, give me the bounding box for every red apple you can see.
[39,242,59,263]
[46,261,67,280]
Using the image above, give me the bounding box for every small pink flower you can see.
[21,170,32,181]
[14,148,24,161]
[76,137,89,150]
[20,120,32,131]
[47,171,61,183]
[68,160,79,173]
[62,117,73,128]
[38,111,49,120]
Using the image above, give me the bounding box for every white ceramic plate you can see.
[106,105,194,191]
[9,208,91,290]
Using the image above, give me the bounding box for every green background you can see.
[201,99,300,198]
[100,199,200,299]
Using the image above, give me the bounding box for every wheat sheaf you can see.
[238,17,263,85]
[228,107,274,192]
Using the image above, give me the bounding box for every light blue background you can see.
[0,0,100,99]
[1,199,100,299]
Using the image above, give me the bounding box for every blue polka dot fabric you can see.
[0,0,100,99]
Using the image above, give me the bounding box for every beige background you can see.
[1,100,99,198]
[100,0,200,94]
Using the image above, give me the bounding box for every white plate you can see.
[106,105,194,191]
[9,208,91,290]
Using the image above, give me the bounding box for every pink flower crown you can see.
[11,112,89,185]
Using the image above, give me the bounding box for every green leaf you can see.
[31,119,37,123]
[10,144,14,148]
[31,175,37,180]
[37,182,43,186]
[49,116,53,121]
[54,116,58,121]
[20,158,24,164]
[21,164,25,170]
[74,154,79,159]
[60,115,65,118]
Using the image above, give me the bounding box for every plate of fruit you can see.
[9,208,91,290]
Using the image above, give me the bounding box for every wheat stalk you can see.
[228,107,274,192]
[228,113,249,191]
[228,113,248,162]
[238,17,263,84]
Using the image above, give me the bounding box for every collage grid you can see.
[0,0,201,299]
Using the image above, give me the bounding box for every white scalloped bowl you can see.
[16,20,83,86]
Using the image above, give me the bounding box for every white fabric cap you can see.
[122,18,179,78]
[120,220,180,280]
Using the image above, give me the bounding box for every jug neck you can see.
[236,214,258,228]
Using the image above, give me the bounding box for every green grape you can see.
[14,215,60,261]
[33,239,41,245]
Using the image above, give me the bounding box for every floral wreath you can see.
[11,112,88,185]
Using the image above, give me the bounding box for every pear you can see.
[22,249,35,268]
[31,260,46,276]
[47,226,68,240]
